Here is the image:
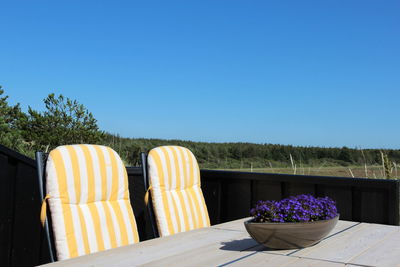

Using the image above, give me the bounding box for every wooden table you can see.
[43,218,400,267]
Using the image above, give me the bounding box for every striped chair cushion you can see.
[147,146,210,237]
[45,144,139,260]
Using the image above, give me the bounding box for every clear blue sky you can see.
[1,1,399,149]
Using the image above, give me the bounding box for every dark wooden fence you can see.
[0,145,43,267]
[199,170,400,226]
[1,144,399,266]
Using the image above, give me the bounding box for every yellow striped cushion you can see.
[45,144,139,260]
[147,146,210,237]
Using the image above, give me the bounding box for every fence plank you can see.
[11,162,42,266]
[354,187,388,224]
[284,182,316,197]
[202,178,222,225]
[220,179,251,222]
[318,185,352,221]
[252,180,282,204]
[0,154,16,267]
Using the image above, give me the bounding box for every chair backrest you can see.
[146,146,210,237]
[42,144,139,260]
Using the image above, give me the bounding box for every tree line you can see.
[1,86,399,169]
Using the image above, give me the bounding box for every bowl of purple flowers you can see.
[244,194,339,249]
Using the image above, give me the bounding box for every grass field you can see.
[221,165,399,179]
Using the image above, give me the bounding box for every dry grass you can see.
[224,165,395,179]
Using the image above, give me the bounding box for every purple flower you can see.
[250,194,338,223]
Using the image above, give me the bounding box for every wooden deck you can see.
[43,218,400,267]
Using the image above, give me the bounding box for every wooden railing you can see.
[199,169,400,226]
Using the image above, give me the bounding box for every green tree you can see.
[0,86,27,151]
[22,93,103,151]
[338,146,352,163]
[126,143,142,166]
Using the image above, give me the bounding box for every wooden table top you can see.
[43,218,400,267]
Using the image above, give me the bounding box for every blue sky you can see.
[1,1,399,149]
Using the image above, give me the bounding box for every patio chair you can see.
[142,146,210,237]
[37,144,139,261]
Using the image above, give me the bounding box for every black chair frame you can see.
[36,151,57,262]
[140,152,159,238]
